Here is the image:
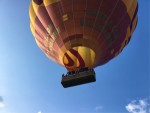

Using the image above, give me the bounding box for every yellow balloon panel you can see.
[63,46,95,71]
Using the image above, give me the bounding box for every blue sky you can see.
[0,0,149,113]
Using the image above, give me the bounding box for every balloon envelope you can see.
[29,0,138,71]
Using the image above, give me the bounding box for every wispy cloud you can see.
[0,96,5,109]
[95,105,103,111]
[126,98,150,113]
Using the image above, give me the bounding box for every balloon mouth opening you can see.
[62,46,95,71]
[33,0,43,5]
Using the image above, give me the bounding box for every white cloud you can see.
[95,105,103,111]
[38,111,42,113]
[126,98,150,113]
[0,96,5,109]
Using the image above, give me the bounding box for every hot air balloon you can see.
[29,0,138,88]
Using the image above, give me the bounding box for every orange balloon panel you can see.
[29,0,138,71]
